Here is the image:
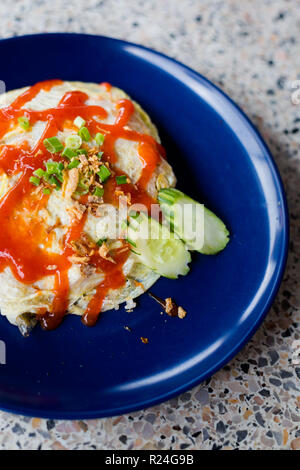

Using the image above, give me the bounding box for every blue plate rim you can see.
[0,32,289,419]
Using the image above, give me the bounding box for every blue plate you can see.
[0,33,288,418]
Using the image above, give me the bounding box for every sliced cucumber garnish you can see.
[126,211,191,279]
[158,188,229,255]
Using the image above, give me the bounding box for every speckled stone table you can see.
[0,0,299,450]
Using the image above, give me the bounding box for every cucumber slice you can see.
[158,188,229,255]
[126,211,191,278]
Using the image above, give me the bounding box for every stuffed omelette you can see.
[0,80,229,335]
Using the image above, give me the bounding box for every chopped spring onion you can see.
[98,165,111,183]
[33,168,46,178]
[56,173,63,183]
[75,185,89,196]
[62,147,76,160]
[18,116,30,130]
[65,134,82,150]
[78,126,90,142]
[67,158,80,170]
[116,175,128,185]
[97,151,104,160]
[45,160,64,175]
[93,187,104,198]
[95,132,105,146]
[75,148,88,156]
[96,238,107,246]
[78,180,89,190]
[29,176,40,186]
[48,175,61,190]
[39,159,64,189]
[74,116,86,128]
[42,188,51,195]
[43,137,63,153]
[43,173,62,189]
[41,173,51,183]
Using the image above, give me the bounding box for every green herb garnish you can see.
[43,137,63,153]
[75,148,88,156]
[93,187,104,198]
[78,126,90,142]
[116,175,128,185]
[67,158,80,170]
[97,165,111,183]
[18,116,30,130]
[96,238,107,246]
[65,134,82,150]
[33,168,46,178]
[74,116,86,128]
[29,176,40,186]
[95,132,105,146]
[62,147,76,160]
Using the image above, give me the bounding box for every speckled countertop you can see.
[0,0,299,451]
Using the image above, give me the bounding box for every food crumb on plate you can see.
[178,306,187,319]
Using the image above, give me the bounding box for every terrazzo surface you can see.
[0,0,299,450]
